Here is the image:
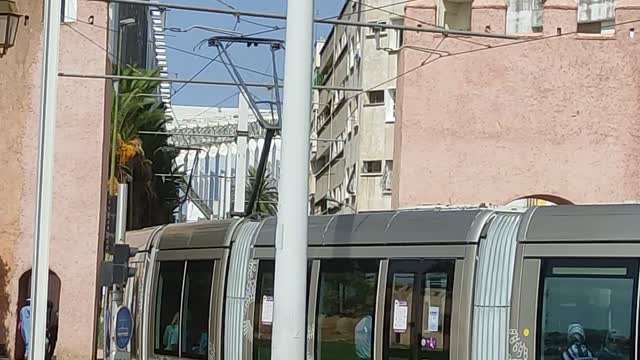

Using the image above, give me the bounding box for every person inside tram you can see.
[163,312,179,351]
[562,323,594,360]
[354,314,372,359]
[595,330,624,360]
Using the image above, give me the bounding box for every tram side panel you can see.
[509,205,640,360]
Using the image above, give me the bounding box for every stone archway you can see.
[506,194,574,207]
[14,270,61,360]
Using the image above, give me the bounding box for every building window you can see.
[362,160,383,175]
[384,88,396,123]
[506,0,544,33]
[538,259,637,360]
[390,18,404,49]
[577,0,615,34]
[382,160,393,192]
[316,259,379,360]
[367,20,388,36]
[154,261,215,359]
[367,90,385,105]
[61,0,77,23]
[437,0,472,31]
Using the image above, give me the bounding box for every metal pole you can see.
[110,183,128,360]
[233,93,249,215]
[30,0,62,358]
[271,0,313,360]
[108,27,123,195]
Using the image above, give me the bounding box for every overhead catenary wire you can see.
[57,72,364,91]
[340,17,640,104]
[96,0,518,40]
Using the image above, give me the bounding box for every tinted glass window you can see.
[385,260,454,360]
[539,259,638,360]
[253,261,312,360]
[316,259,379,360]
[182,261,214,359]
[155,261,184,357]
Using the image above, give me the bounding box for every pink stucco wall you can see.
[393,0,640,208]
[0,0,109,358]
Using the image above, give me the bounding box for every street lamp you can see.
[0,0,21,57]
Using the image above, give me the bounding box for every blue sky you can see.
[163,0,345,107]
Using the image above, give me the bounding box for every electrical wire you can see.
[243,0,421,37]
[67,16,282,81]
[343,17,640,104]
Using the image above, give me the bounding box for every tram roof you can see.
[521,204,640,243]
[255,208,494,246]
[156,219,239,250]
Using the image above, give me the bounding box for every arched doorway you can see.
[14,270,61,360]
[506,194,573,207]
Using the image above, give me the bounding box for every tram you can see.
[123,204,640,360]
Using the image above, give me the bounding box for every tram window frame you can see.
[536,258,639,360]
[252,260,312,360]
[383,259,455,360]
[314,258,380,360]
[153,260,215,359]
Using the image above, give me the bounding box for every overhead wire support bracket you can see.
[208,36,283,131]
[206,36,284,217]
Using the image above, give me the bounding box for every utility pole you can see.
[270,0,314,360]
[30,0,62,358]
[233,93,249,215]
[110,183,128,360]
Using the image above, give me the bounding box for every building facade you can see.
[171,102,281,221]
[0,0,110,358]
[394,0,640,208]
[311,0,404,215]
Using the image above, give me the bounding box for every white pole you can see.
[271,0,314,358]
[30,0,62,358]
[115,183,128,245]
[233,94,249,214]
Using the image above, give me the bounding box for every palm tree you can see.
[111,66,181,230]
[245,166,279,216]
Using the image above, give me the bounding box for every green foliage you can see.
[245,166,279,216]
[111,65,181,229]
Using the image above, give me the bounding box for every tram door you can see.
[383,260,454,360]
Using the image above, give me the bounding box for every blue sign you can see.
[115,306,133,350]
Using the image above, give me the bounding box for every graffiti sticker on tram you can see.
[392,300,408,333]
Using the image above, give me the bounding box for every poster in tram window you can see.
[393,300,408,333]
[261,295,274,325]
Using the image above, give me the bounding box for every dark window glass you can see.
[538,259,638,360]
[253,261,312,360]
[384,259,454,360]
[182,261,214,359]
[316,259,379,360]
[155,261,184,357]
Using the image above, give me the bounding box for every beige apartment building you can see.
[311,0,404,214]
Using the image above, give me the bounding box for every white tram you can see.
[124,204,640,360]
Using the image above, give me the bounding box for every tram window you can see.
[154,261,185,357]
[253,260,312,360]
[181,261,214,359]
[315,259,379,360]
[538,259,638,360]
[384,259,454,360]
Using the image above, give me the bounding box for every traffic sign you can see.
[115,306,133,350]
